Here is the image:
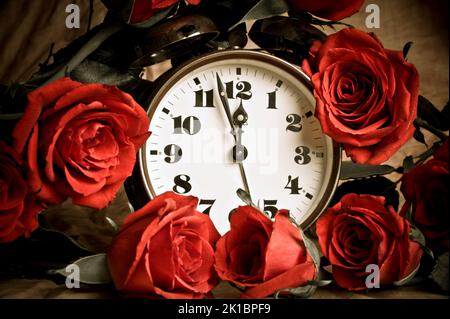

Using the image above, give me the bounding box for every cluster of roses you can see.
[0,78,150,243]
[107,140,447,299]
[1,0,448,299]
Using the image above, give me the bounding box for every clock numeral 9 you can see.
[173,116,201,135]
[294,146,311,165]
[173,174,192,194]
[164,144,182,164]
[199,199,216,215]
[285,175,302,195]
[262,200,278,218]
[286,114,302,132]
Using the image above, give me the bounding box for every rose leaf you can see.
[429,252,449,292]
[48,253,112,285]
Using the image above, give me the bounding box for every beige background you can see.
[0,0,448,298]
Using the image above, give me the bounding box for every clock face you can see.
[139,50,340,234]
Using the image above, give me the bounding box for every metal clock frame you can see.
[127,49,342,230]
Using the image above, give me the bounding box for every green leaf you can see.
[410,224,434,259]
[339,161,396,180]
[417,95,449,131]
[402,41,414,59]
[228,0,289,31]
[394,264,420,287]
[275,284,316,298]
[413,127,427,145]
[48,253,112,285]
[430,252,449,292]
[403,155,415,173]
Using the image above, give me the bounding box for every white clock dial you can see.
[139,50,340,234]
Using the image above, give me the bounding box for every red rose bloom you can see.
[0,140,42,243]
[316,194,422,291]
[287,0,364,21]
[214,206,316,298]
[108,192,220,299]
[400,140,449,254]
[304,28,419,164]
[109,0,202,24]
[12,78,150,209]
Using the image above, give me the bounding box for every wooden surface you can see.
[0,0,448,299]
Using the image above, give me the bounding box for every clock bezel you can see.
[128,49,341,230]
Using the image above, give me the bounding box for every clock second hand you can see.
[216,73,253,202]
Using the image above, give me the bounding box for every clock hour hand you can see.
[232,100,248,162]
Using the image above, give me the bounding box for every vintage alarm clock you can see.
[126,15,341,235]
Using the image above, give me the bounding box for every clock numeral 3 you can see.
[164,144,182,163]
[173,116,201,135]
[286,114,302,132]
[173,174,192,194]
[294,146,311,165]
[262,200,278,218]
[199,199,216,215]
[194,89,215,108]
[285,175,302,195]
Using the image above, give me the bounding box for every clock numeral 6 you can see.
[173,174,192,194]
[173,115,201,135]
[164,144,182,164]
[262,200,278,218]
[285,175,302,195]
[294,146,311,165]
[199,199,216,215]
[286,114,302,132]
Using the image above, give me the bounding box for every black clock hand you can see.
[232,100,248,162]
[216,73,252,201]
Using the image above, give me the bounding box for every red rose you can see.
[103,0,202,24]
[287,0,364,21]
[108,192,220,299]
[304,28,419,164]
[214,206,316,298]
[316,194,422,291]
[0,140,42,243]
[12,78,150,209]
[400,141,449,254]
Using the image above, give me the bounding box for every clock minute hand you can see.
[216,73,236,137]
[216,73,252,201]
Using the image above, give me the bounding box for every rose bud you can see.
[287,0,364,21]
[12,77,150,209]
[303,28,419,164]
[214,206,316,298]
[0,140,43,243]
[316,193,423,291]
[400,140,449,255]
[108,192,220,299]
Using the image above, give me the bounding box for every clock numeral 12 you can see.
[225,81,252,100]
[173,116,201,135]
[173,174,192,194]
